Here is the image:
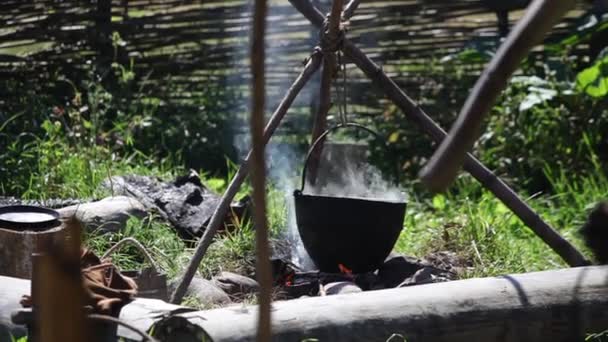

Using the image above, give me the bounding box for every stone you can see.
[321,281,362,296]
[378,254,424,288]
[212,271,259,295]
[100,170,248,239]
[398,267,451,287]
[169,277,231,307]
[422,251,464,273]
[58,196,147,233]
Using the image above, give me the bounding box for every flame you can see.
[284,272,294,286]
[338,263,353,275]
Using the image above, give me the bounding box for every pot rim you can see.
[0,205,61,231]
[294,190,407,205]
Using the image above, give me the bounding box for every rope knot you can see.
[319,17,345,54]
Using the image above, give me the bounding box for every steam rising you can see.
[266,141,406,271]
[266,142,316,271]
[229,2,405,270]
[304,158,407,202]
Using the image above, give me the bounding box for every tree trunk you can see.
[0,225,65,279]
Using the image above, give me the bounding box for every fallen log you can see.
[182,266,608,342]
[3,266,608,341]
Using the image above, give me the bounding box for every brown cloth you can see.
[21,248,137,317]
[81,248,138,316]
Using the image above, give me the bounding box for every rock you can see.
[212,272,259,296]
[423,250,468,276]
[169,277,231,307]
[101,170,248,239]
[321,281,362,296]
[58,196,147,232]
[378,254,424,288]
[398,267,451,287]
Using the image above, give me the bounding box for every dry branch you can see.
[170,51,323,304]
[250,0,272,339]
[307,0,344,185]
[287,0,588,268]
[342,0,361,20]
[419,0,575,191]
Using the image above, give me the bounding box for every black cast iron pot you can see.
[294,123,407,273]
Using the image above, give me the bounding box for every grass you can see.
[5,124,605,284]
[394,162,605,278]
[1,62,605,304]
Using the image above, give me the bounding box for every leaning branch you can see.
[170,51,322,304]
[419,0,575,191]
[342,0,361,20]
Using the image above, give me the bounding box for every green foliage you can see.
[396,149,606,277]
[87,216,188,278]
[478,60,608,191]
[0,31,240,198]
[548,13,608,53]
[577,51,608,98]
[373,40,608,193]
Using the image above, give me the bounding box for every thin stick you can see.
[250,0,272,340]
[287,0,588,267]
[342,0,361,20]
[419,0,575,192]
[307,0,343,184]
[170,51,322,304]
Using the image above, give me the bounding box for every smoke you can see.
[304,143,407,202]
[266,140,406,272]
[228,0,405,271]
[266,142,316,271]
[304,162,407,202]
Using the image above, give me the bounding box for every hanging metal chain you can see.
[335,50,348,124]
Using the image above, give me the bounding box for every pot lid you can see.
[0,205,60,231]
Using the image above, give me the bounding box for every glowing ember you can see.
[284,273,294,286]
[338,263,353,275]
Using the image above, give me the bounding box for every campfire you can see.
[272,252,460,298]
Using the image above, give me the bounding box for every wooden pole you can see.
[35,218,88,342]
[307,0,344,185]
[420,0,575,192]
[286,0,588,267]
[170,51,323,304]
[250,0,272,340]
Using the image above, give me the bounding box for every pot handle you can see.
[300,123,398,192]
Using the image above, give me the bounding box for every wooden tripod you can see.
[171,0,587,305]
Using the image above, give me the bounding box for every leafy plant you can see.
[577,50,608,98]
